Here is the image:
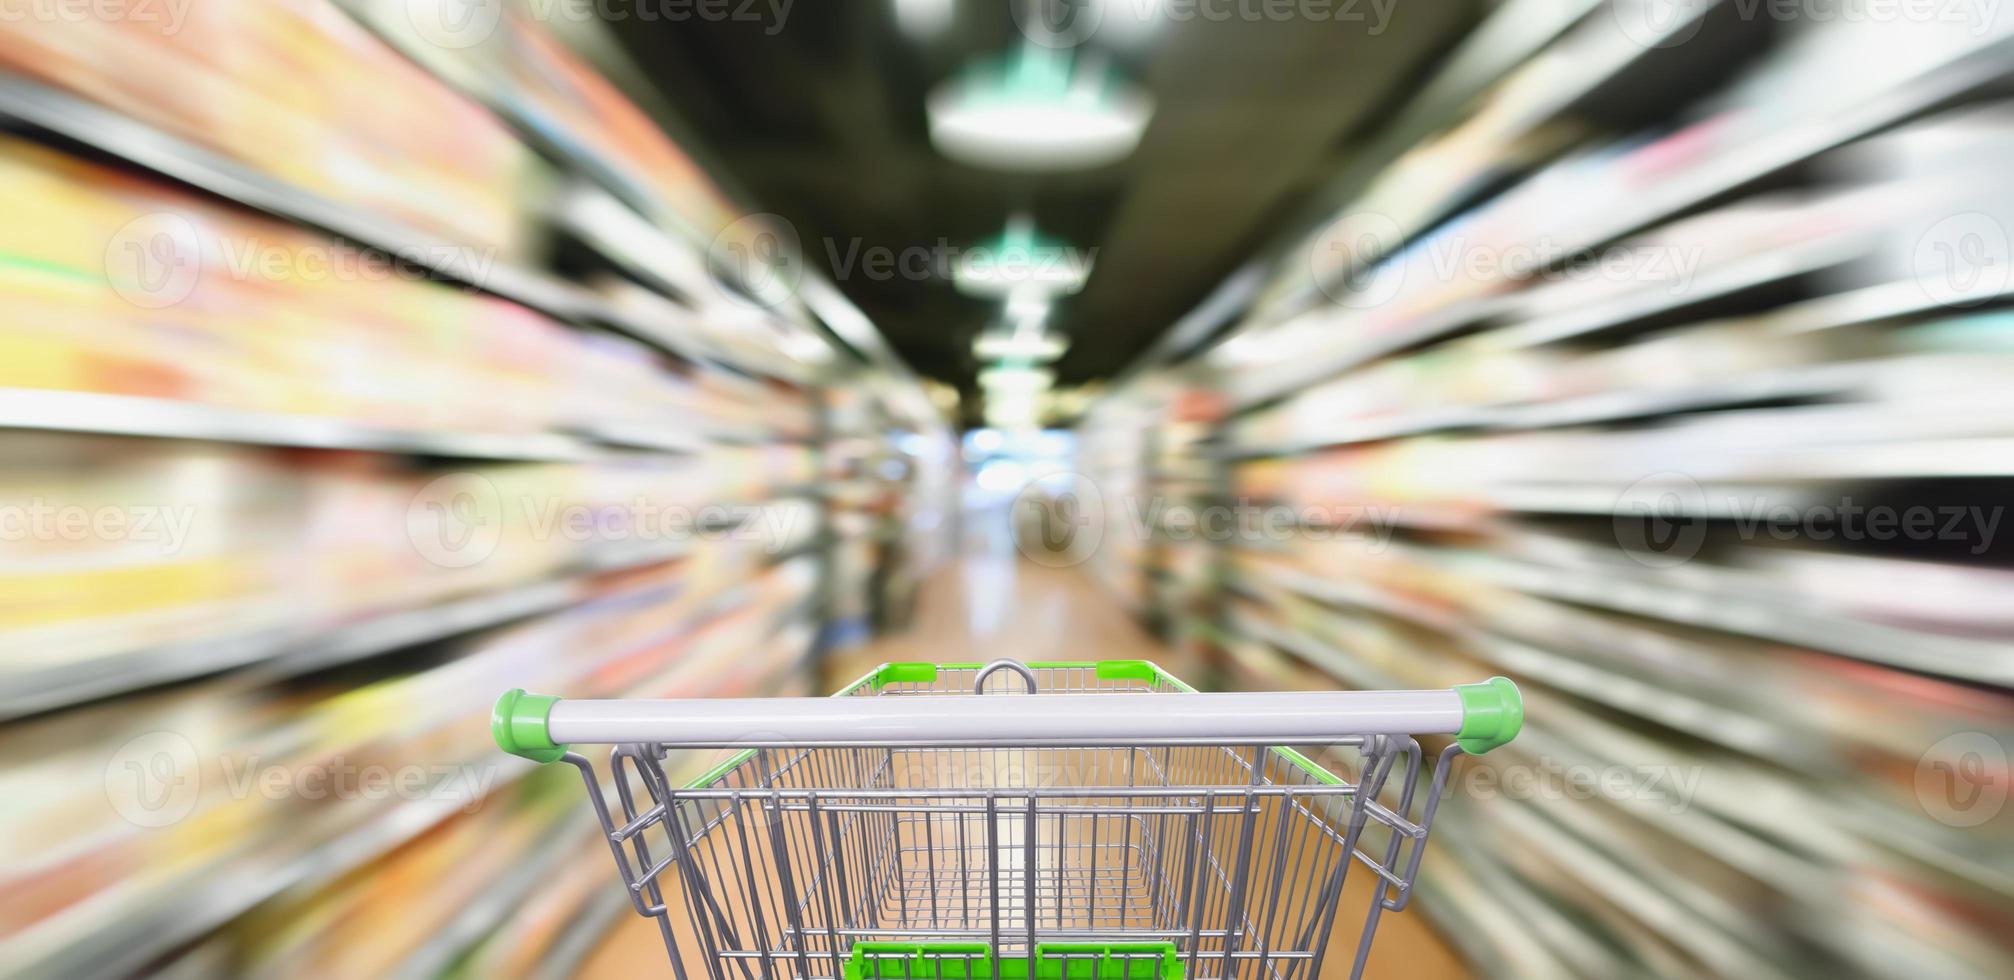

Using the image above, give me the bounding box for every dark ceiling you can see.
[615,1,1486,396]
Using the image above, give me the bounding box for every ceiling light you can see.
[978,366,1055,392]
[928,45,1153,171]
[983,390,1043,430]
[894,0,953,37]
[974,331,1068,361]
[1006,288,1052,323]
[953,219,1091,297]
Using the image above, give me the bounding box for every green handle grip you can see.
[1453,676,1523,754]
[493,688,567,763]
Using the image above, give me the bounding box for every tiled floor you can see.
[831,556,1168,675]
[580,552,1469,980]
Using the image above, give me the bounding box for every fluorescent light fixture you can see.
[894,0,952,37]
[984,389,1042,429]
[928,45,1152,172]
[952,220,1091,298]
[931,95,1150,170]
[979,366,1055,392]
[1006,289,1051,323]
[974,331,1067,361]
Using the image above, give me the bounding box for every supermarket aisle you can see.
[581,539,1471,980]
[829,559,1158,672]
[8,2,2013,977]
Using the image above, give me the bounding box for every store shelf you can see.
[19,755,531,980]
[0,77,587,319]
[1504,706,2004,975]
[535,887,635,978]
[1251,0,1728,330]
[1244,530,2013,685]
[1554,31,2014,256]
[1413,841,1612,978]
[1227,211,1877,416]
[1226,360,1878,460]
[387,817,597,980]
[1774,273,2014,333]
[555,183,721,308]
[1088,15,2014,978]
[0,540,694,721]
[1486,361,1869,429]
[1226,610,1403,692]
[0,9,952,980]
[0,75,764,375]
[325,2,852,387]
[559,191,832,387]
[329,4,727,281]
[1221,405,1492,459]
[0,388,615,461]
[13,579,810,980]
[1485,784,1799,979]
[1253,563,1788,755]
[1218,29,2014,414]
[1487,235,1866,349]
[569,418,713,455]
[1237,555,2009,969]
[1226,294,1522,412]
[1445,549,2014,685]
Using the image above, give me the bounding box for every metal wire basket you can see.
[493,660,1521,980]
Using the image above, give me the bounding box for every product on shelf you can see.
[0,2,939,976]
[1,551,818,972]
[0,137,817,445]
[339,0,742,243]
[0,430,817,699]
[1097,10,2014,977]
[0,0,545,253]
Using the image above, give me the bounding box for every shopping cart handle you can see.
[493,677,1522,759]
[1452,676,1522,755]
[492,688,567,764]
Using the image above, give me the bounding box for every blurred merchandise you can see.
[0,0,950,976]
[0,0,544,253]
[0,137,817,445]
[1084,5,2014,979]
[0,431,823,707]
[340,0,740,241]
[5,0,2014,978]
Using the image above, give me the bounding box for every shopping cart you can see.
[493,660,1520,980]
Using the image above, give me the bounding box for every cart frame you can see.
[495,660,1520,980]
